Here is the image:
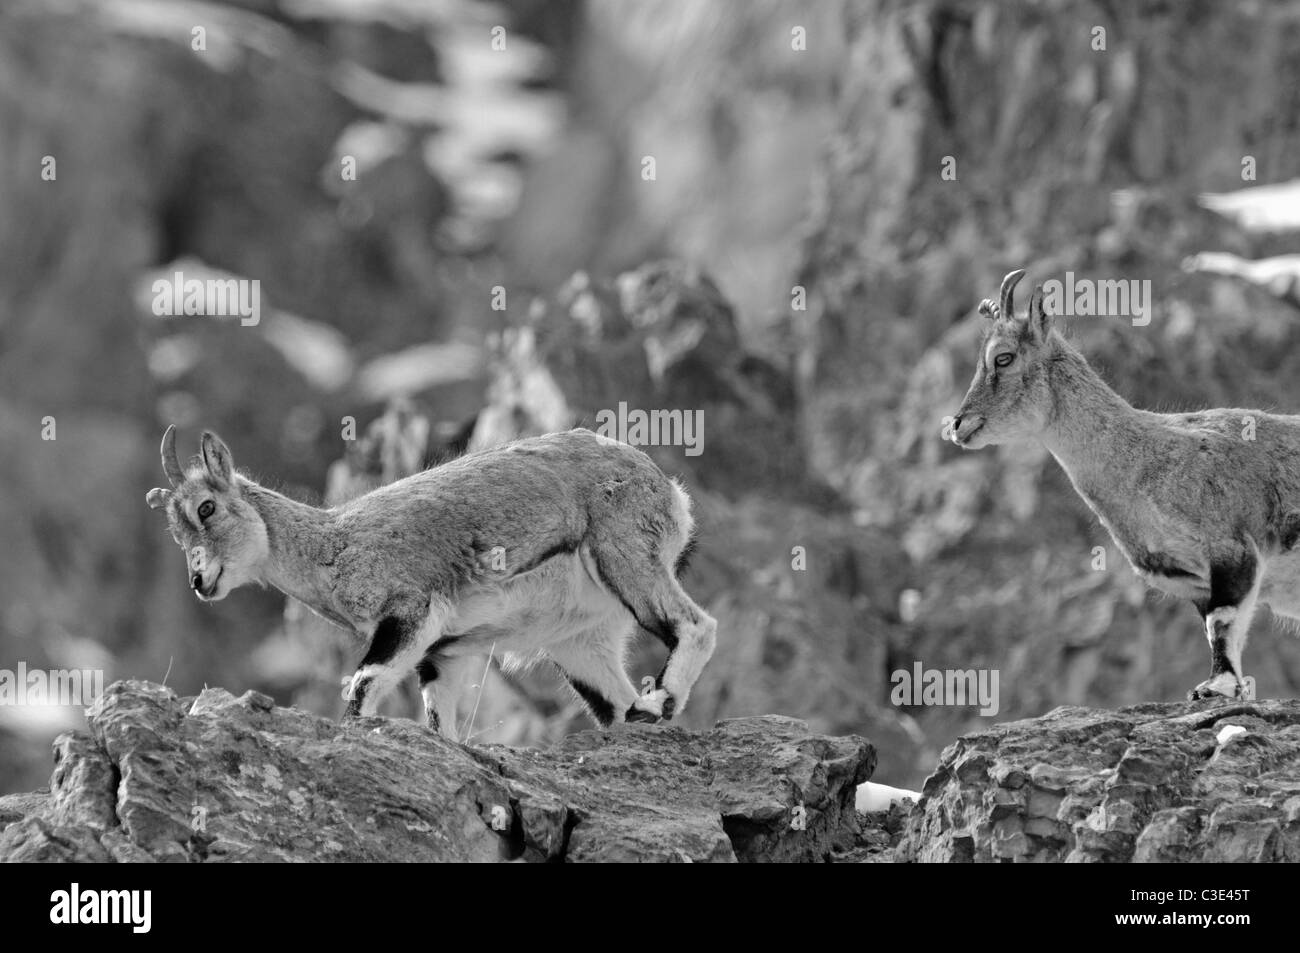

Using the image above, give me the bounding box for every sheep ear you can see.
[1027,284,1052,342]
[146,487,172,509]
[201,431,234,489]
[977,298,999,319]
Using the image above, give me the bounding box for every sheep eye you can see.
[994,353,1015,368]
[197,501,216,520]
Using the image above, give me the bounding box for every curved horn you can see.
[160,425,185,487]
[998,269,1026,320]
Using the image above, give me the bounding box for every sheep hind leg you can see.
[417,642,478,739]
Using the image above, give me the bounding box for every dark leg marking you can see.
[593,555,680,651]
[362,616,408,667]
[416,649,440,731]
[646,616,680,652]
[624,703,660,724]
[1194,553,1258,683]
[1205,556,1257,613]
[1190,553,1258,702]
[566,676,616,727]
[1209,634,1232,678]
[344,615,414,719]
[415,638,467,685]
[415,653,440,685]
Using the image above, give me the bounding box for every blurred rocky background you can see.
[4,0,1300,797]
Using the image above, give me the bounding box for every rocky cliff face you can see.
[3,681,1296,862]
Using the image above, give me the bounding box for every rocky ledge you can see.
[899,699,1300,862]
[0,681,872,862]
[3,683,1298,862]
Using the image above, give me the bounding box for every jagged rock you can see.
[898,699,1300,863]
[0,681,873,863]
[836,802,912,863]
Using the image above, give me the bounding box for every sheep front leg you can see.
[343,614,425,719]
[1189,553,1261,702]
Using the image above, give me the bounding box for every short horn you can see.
[998,269,1026,320]
[161,425,185,487]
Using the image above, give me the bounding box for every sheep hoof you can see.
[625,706,660,724]
[626,687,677,724]
[1188,673,1253,702]
[633,687,668,715]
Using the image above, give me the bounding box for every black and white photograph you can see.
[0,0,1291,917]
